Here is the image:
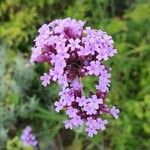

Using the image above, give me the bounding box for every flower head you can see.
[21,126,38,147]
[30,18,119,137]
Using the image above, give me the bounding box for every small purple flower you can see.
[54,58,66,73]
[63,120,73,129]
[54,99,65,112]
[61,93,74,106]
[76,96,87,107]
[96,69,111,92]
[85,127,97,137]
[86,117,98,128]
[56,46,69,59]
[40,73,51,87]
[59,87,70,96]
[107,46,117,57]
[50,53,61,64]
[86,61,101,76]
[66,107,78,118]
[71,116,83,127]
[96,80,109,92]
[50,69,62,81]
[71,79,83,90]
[21,126,38,147]
[96,48,109,61]
[110,106,120,119]
[68,38,81,51]
[38,24,49,34]
[97,118,108,130]
[83,102,97,115]
[58,74,68,87]
[89,95,103,109]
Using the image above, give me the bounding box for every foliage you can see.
[0,0,150,149]
[0,45,38,149]
[6,136,33,150]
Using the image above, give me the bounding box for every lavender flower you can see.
[21,126,38,147]
[40,73,51,87]
[30,18,120,137]
[68,38,81,51]
[110,106,120,119]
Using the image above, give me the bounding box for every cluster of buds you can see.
[21,126,38,147]
[30,18,119,137]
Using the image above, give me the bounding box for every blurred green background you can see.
[0,0,150,150]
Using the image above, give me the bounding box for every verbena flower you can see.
[21,126,38,147]
[30,18,119,137]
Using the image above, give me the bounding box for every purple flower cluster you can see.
[21,126,38,147]
[30,18,119,137]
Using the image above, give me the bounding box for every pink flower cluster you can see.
[30,18,119,137]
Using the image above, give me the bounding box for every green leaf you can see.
[7,91,19,105]
[91,134,102,145]
[143,123,150,134]
[81,76,97,96]
[30,106,66,122]
[125,3,150,23]
[39,125,61,149]
[106,18,127,34]
[133,103,143,119]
